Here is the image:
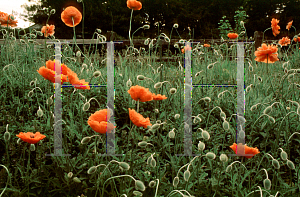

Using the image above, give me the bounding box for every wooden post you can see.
[254,31,263,50]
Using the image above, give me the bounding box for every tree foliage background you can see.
[21,0,300,40]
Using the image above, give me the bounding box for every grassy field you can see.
[1,12,300,197]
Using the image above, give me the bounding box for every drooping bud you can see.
[138,141,148,148]
[73,177,81,183]
[287,159,295,170]
[226,165,232,173]
[223,121,230,131]
[169,88,177,94]
[272,159,280,170]
[37,106,44,117]
[81,137,91,145]
[87,166,97,174]
[280,150,288,161]
[149,180,156,188]
[93,71,101,77]
[126,79,132,87]
[135,180,146,191]
[263,106,272,114]
[119,162,130,171]
[198,141,205,151]
[206,152,216,160]
[173,176,179,188]
[30,144,36,151]
[82,102,90,111]
[137,75,145,81]
[183,170,191,181]
[263,178,271,190]
[220,154,228,163]
[168,129,175,138]
[154,82,162,89]
[201,130,210,140]
[174,114,180,119]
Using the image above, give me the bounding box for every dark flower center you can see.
[30,134,35,138]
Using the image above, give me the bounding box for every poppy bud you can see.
[76,51,81,57]
[223,121,230,131]
[280,150,288,161]
[73,177,81,183]
[144,38,150,45]
[193,116,201,124]
[173,176,179,188]
[170,88,177,94]
[135,180,146,191]
[143,24,150,29]
[263,178,271,190]
[201,130,210,140]
[174,114,180,119]
[164,36,170,42]
[82,102,90,111]
[198,141,205,151]
[174,43,179,48]
[183,170,191,181]
[151,124,160,130]
[119,162,130,170]
[17,138,22,145]
[150,157,156,168]
[28,90,34,98]
[46,96,53,105]
[168,129,175,138]
[204,97,211,102]
[287,159,295,170]
[264,106,272,114]
[268,116,275,124]
[149,40,154,48]
[133,191,143,196]
[30,144,35,151]
[272,159,280,169]
[93,71,101,77]
[87,166,97,174]
[126,79,132,87]
[68,172,73,178]
[249,66,254,72]
[154,109,159,113]
[149,180,156,188]
[4,131,10,142]
[220,111,226,120]
[286,107,290,110]
[173,24,179,28]
[154,82,162,89]
[50,9,56,14]
[220,154,228,163]
[96,29,101,34]
[225,165,232,173]
[246,85,252,92]
[250,105,257,111]
[138,141,148,148]
[137,75,145,81]
[206,152,216,160]
[37,106,44,117]
[81,137,91,145]
[257,76,263,82]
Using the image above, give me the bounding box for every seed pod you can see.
[138,141,148,148]
[263,106,272,114]
[30,144,36,151]
[81,137,91,145]
[280,151,288,161]
[201,130,210,140]
[206,152,216,160]
[272,159,280,170]
[82,102,90,111]
[220,154,228,163]
[173,176,179,188]
[137,75,145,81]
[198,141,205,151]
[149,180,156,188]
[170,88,177,94]
[87,166,97,174]
[73,177,81,183]
[223,121,230,131]
[226,165,232,173]
[263,178,271,190]
[183,170,191,181]
[119,162,130,170]
[287,159,295,170]
[67,172,73,178]
[154,82,162,89]
[174,114,180,119]
[135,180,146,191]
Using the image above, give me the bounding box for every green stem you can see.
[262,27,272,43]
[129,9,134,47]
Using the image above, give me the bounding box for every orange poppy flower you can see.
[271,18,280,37]
[203,44,211,47]
[46,60,70,75]
[16,132,46,144]
[152,93,167,100]
[293,37,300,42]
[37,66,68,84]
[61,6,82,27]
[127,85,153,102]
[181,45,192,54]
[227,33,238,39]
[128,108,152,128]
[41,24,55,37]
[67,69,90,90]
[0,11,18,27]
[278,37,290,46]
[286,20,293,31]
[87,109,116,134]
[254,43,279,63]
[230,143,260,159]
[127,0,142,10]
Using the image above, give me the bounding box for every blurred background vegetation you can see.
[17,0,300,40]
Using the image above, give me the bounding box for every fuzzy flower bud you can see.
[201,130,210,140]
[149,180,156,188]
[30,144,35,151]
[93,71,101,77]
[37,106,43,117]
[174,114,180,119]
[137,75,145,81]
[119,162,130,170]
[170,88,177,94]
[287,159,295,170]
[135,180,146,191]
[173,176,179,188]
[81,137,91,145]
[183,170,191,181]
[126,79,132,87]
[154,82,162,89]
[263,178,271,190]
[198,141,205,151]
[206,152,216,160]
[173,23,179,28]
[87,166,98,174]
[169,129,175,138]
[220,154,228,163]
[223,121,230,131]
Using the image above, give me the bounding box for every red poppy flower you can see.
[230,143,260,159]
[278,37,290,46]
[41,24,55,37]
[37,66,68,84]
[227,33,238,39]
[46,60,70,75]
[254,43,279,63]
[293,37,300,42]
[16,132,46,144]
[67,69,90,90]
[152,93,167,100]
[127,0,142,10]
[127,85,153,102]
[88,109,116,134]
[271,18,280,37]
[61,6,82,27]
[0,11,18,27]
[203,44,211,47]
[286,20,293,31]
[129,108,152,128]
